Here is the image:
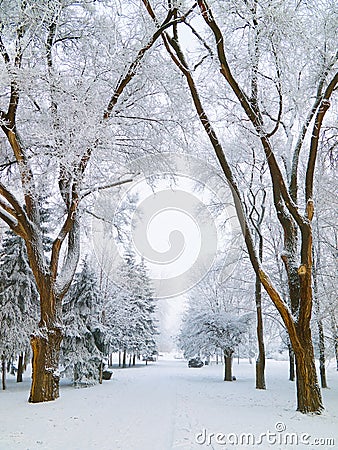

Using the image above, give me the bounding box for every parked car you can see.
[188,358,204,368]
[142,354,156,362]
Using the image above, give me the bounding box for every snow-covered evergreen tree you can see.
[61,260,105,386]
[104,252,158,365]
[130,257,158,359]
[0,230,39,367]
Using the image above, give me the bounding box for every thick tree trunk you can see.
[293,323,323,413]
[287,340,295,381]
[294,348,323,414]
[223,351,233,381]
[292,227,323,413]
[28,326,63,403]
[17,353,24,383]
[132,354,136,366]
[1,358,6,390]
[128,354,132,367]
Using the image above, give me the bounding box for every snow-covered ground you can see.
[0,356,337,450]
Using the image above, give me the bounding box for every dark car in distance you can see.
[188,357,204,368]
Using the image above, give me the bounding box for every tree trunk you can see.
[313,247,327,388]
[223,351,233,381]
[28,326,63,403]
[118,351,121,367]
[1,358,6,390]
[292,228,323,413]
[24,351,29,372]
[17,353,24,383]
[317,319,327,388]
[128,354,132,367]
[293,326,323,413]
[122,349,127,368]
[74,365,80,385]
[287,340,295,381]
[99,360,103,384]
[132,354,136,366]
[255,273,266,389]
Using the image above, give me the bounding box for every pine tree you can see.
[61,260,105,386]
[104,252,158,366]
[0,229,39,387]
[134,258,158,360]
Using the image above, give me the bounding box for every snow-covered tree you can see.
[141,0,337,413]
[179,302,252,381]
[0,0,181,402]
[104,252,158,367]
[0,229,38,387]
[61,260,105,386]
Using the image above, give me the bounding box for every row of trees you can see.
[0,229,158,388]
[0,0,336,413]
[178,247,337,387]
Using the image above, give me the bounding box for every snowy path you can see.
[0,358,337,450]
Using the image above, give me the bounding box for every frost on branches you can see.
[179,299,253,381]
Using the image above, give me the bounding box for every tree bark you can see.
[17,353,24,383]
[122,349,127,368]
[223,351,233,381]
[99,360,103,384]
[255,246,266,389]
[287,340,295,382]
[314,309,327,388]
[1,358,6,390]
[132,354,136,366]
[294,333,323,413]
[28,326,63,403]
[23,351,29,371]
